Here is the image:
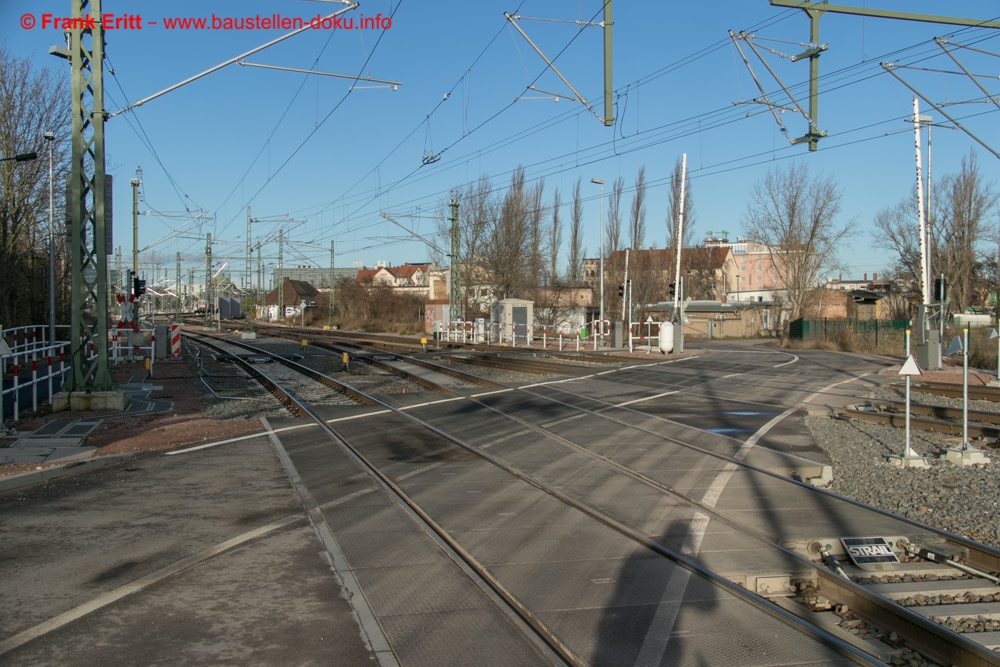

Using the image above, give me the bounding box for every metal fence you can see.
[788,318,909,345]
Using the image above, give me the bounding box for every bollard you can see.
[12,362,18,422]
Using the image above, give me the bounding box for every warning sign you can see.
[841,537,900,566]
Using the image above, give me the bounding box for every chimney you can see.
[873,272,877,281]
[863,273,867,281]
[838,273,842,281]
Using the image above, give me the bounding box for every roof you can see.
[606,246,733,270]
[646,300,777,314]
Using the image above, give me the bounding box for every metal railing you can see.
[1,325,158,425]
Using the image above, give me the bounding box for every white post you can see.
[673,154,687,318]
[622,248,630,321]
[962,327,970,450]
[914,98,931,307]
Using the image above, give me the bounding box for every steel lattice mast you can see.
[65,0,115,392]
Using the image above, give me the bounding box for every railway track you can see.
[838,402,1000,442]
[180,330,1000,665]
[899,381,1000,403]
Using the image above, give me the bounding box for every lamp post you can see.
[0,152,38,163]
[44,132,56,346]
[591,178,604,340]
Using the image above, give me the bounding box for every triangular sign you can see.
[898,355,922,377]
[945,335,964,357]
[0,339,10,356]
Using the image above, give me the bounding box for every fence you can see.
[1,326,156,424]
[788,318,909,347]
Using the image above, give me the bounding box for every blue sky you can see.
[5,1,1000,289]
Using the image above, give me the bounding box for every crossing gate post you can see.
[170,324,181,357]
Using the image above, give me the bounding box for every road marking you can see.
[637,363,869,664]
[0,513,306,657]
[616,390,679,407]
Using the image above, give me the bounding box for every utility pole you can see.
[328,239,335,329]
[245,206,252,294]
[672,154,687,317]
[130,168,141,319]
[913,97,941,370]
[60,0,116,398]
[449,198,461,322]
[278,229,284,320]
[204,233,212,328]
[602,0,613,126]
[673,154,688,355]
[175,252,181,322]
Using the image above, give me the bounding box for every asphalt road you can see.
[0,434,377,666]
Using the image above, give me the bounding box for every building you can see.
[355,262,437,289]
[702,232,784,302]
[822,273,894,295]
[273,266,358,289]
[258,278,319,321]
[584,246,738,305]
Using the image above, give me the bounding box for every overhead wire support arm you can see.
[504,8,614,126]
[881,63,1000,160]
[108,2,358,117]
[766,0,1000,151]
[236,61,402,90]
[934,39,1000,113]
[730,31,827,145]
[769,1,1000,30]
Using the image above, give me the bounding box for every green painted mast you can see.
[66,0,114,391]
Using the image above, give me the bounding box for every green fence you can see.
[788,318,909,346]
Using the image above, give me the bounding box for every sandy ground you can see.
[0,358,262,478]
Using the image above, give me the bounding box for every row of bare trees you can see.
[442,159,695,323]
[0,48,71,329]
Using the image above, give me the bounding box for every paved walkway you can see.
[1,378,172,466]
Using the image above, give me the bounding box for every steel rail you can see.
[184,331,376,405]
[188,328,999,664]
[838,408,1000,440]
[190,335,889,664]
[867,399,1000,425]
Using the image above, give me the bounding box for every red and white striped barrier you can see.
[170,324,181,356]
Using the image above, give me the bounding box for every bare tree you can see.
[606,176,623,255]
[0,48,70,328]
[526,178,546,289]
[667,159,695,292]
[873,152,997,312]
[568,177,584,283]
[666,157,696,250]
[742,162,852,326]
[629,166,647,250]
[483,167,530,299]
[872,195,921,287]
[549,187,562,283]
[932,151,997,312]
[458,175,495,267]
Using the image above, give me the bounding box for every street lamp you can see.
[591,178,604,339]
[44,132,56,347]
[0,152,38,163]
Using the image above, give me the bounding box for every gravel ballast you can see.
[807,403,1000,551]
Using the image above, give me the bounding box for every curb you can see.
[0,452,143,494]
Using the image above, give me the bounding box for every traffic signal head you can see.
[668,282,677,298]
[618,283,625,297]
[133,278,146,297]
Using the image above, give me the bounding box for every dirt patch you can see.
[1,358,263,478]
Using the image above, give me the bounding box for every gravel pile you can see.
[806,413,1000,551]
